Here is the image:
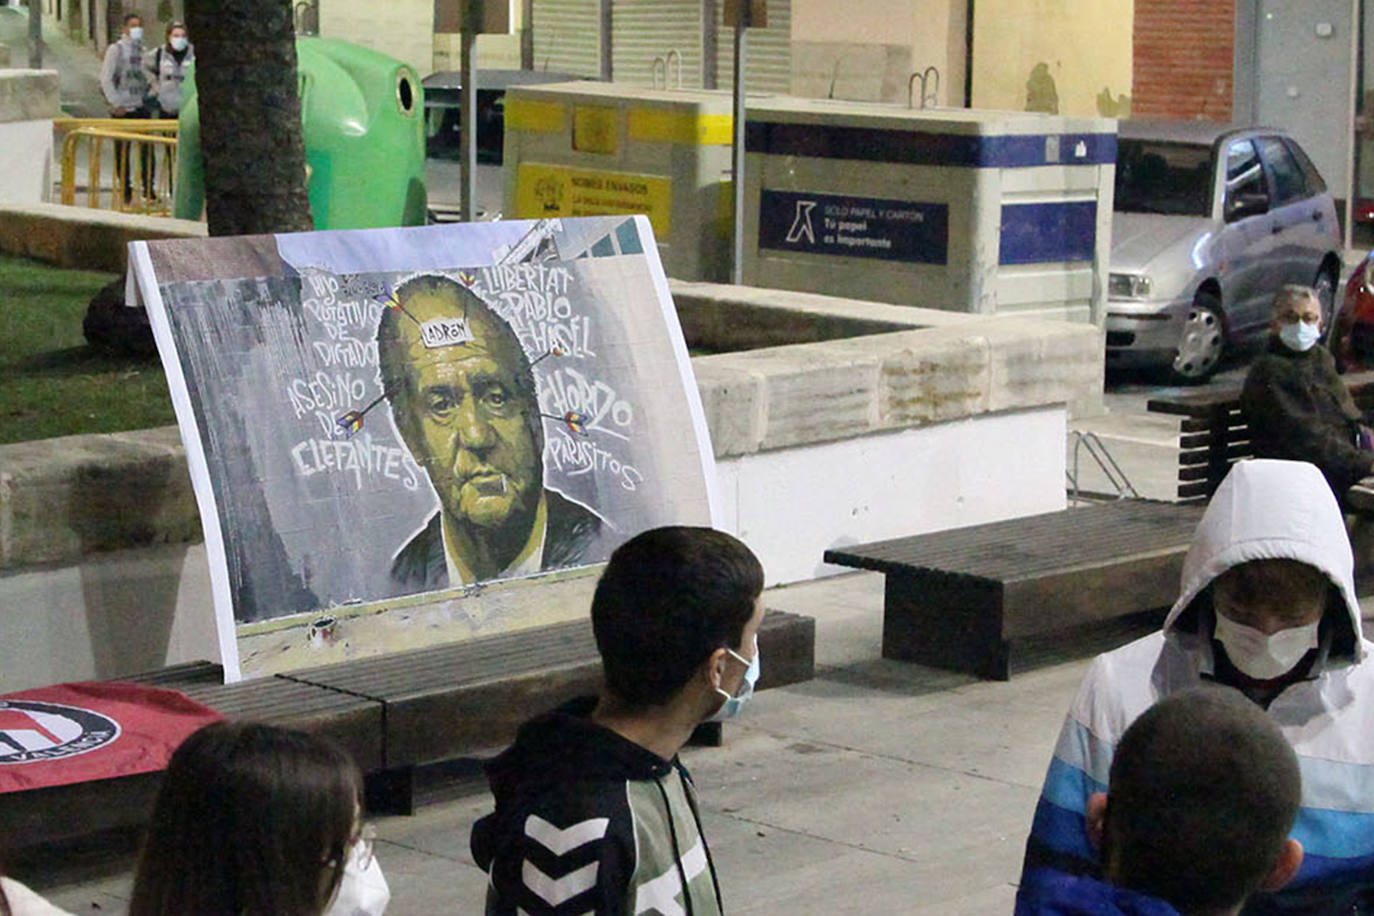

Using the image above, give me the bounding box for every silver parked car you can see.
[1106,120,1341,381]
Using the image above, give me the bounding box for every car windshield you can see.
[1114,139,1212,217]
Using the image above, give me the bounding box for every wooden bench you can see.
[1147,370,1374,504]
[4,662,385,847]
[823,501,1204,680]
[3,610,814,845]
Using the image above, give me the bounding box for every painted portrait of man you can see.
[377,273,607,592]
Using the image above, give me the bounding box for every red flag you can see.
[0,682,224,793]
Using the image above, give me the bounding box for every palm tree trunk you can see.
[185,0,313,236]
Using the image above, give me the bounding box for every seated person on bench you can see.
[1241,284,1374,507]
[1017,688,1303,916]
[470,526,765,915]
[1020,459,1374,915]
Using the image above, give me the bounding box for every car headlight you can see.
[1363,261,1374,297]
[1109,273,1153,300]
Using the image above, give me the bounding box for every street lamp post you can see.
[28,0,42,70]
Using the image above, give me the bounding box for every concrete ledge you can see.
[0,203,206,271]
[0,282,1099,569]
[0,69,60,122]
[680,283,1103,456]
[0,427,200,568]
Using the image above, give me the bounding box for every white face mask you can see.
[1279,319,1321,352]
[324,840,390,916]
[706,635,760,722]
[170,36,188,51]
[128,26,144,42]
[1214,612,1320,680]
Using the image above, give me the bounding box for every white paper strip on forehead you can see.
[421,317,474,349]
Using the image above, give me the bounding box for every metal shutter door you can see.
[714,0,791,93]
[612,0,706,88]
[531,0,603,78]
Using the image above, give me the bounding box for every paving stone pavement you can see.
[25,570,1374,914]
[24,573,1374,916]
[18,571,1082,915]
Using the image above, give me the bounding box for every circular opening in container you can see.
[397,72,416,115]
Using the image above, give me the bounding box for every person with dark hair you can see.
[1017,688,1303,915]
[470,526,766,914]
[144,22,194,118]
[377,273,606,594]
[1021,459,1374,914]
[129,721,390,916]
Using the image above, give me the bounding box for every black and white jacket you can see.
[471,697,724,915]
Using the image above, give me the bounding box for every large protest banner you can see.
[131,217,719,680]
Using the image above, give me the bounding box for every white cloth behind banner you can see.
[130,216,720,681]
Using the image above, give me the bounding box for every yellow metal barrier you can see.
[55,118,180,216]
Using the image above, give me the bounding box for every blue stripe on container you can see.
[1029,796,1095,863]
[745,122,1117,168]
[1000,201,1098,265]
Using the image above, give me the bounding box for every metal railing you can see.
[908,66,941,109]
[1066,429,1140,504]
[55,118,180,216]
[652,49,684,90]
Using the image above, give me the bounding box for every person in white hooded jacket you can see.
[1020,458,1372,915]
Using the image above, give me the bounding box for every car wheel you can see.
[1170,293,1225,384]
[1314,263,1338,338]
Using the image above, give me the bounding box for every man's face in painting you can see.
[386,282,543,536]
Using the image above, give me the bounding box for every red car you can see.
[1331,253,1374,372]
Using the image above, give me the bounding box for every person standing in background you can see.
[99,13,154,202]
[144,22,194,118]
[143,22,194,196]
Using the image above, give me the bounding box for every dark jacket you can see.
[1240,337,1372,500]
[1016,871,1181,916]
[471,697,724,915]
[390,488,607,593]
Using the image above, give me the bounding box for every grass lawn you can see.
[0,254,176,445]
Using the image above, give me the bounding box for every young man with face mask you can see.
[99,14,155,202]
[471,526,764,915]
[1241,284,1374,507]
[1021,459,1374,915]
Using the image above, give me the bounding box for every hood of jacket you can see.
[471,696,675,868]
[1017,871,1181,916]
[1163,459,1362,663]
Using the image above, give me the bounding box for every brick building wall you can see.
[1132,0,1235,120]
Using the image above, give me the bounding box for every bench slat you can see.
[1178,430,1249,450]
[1178,480,1215,499]
[1179,463,1240,482]
[287,610,815,767]
[1179,442,1254,465]
[824,502,1203,582]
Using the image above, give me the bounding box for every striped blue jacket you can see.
[1022,460,1374,915]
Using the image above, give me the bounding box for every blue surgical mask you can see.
[1279,319,1321,352]
[706,636,759,722]
[170,36,188,52]
[128,26,143,42]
